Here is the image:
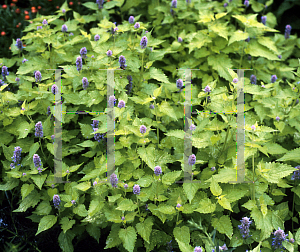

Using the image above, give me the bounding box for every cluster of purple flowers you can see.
[119,55,127,70]
[189,124,196,131]
[171,0,177,8]
[51,84,58,95]
[42,19,48,26]
[244,0,249,8]
[107,50,113,57]
[126,75,133,95]
[238,216,252,239]
[140,36,148,49]
[176,79,183,89]
[53,194,61,209]
[1,66,9,81]
[47,106,54,120]
[204,85,211,93]
[233,78,238,84]
[94,34,100,41]
[178,37,183,43]
[291,165,300,180]
[80,47,87,59]
[108,95,116,107]
[61,24,68,32]
[76,56,82,72]
[285,25,292,39]
[37,26,42,30]
[96,0,104,9]
[188,154,196,166]
[93,128,103,142]
[22,59,28,64]
[271,75,277,83]
[154,166,162,176]
[271,227,289,250]
[82,77,89,90]
[124,184,128,189]
[211,244,228,252]
[117,100,126,108]
[35,71,42,83]
[250,74,257,85]
[140,125,147,134]
[128,16,135,24]
[15,38,24,51]
[134,22,140,29]
[11,146,22,169]
[33,154,42,173]
[15,77,20,84]
[91,120,99,128]
[150,104,154,109]
[194,247,202,252]
[245,36,250,42]
[261,16,267,25]
[110,173,118,188]
[133,184,140,195]
[35,121,43,138]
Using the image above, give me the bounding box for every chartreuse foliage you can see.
[0,0,300,251]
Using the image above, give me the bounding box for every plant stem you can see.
[153,99,159,146]
[292,180,295,233]
[252,132,255,201]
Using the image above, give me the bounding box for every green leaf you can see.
[165,129,185,139]
[183,183,200,204]
[149,67,170,84]
[118,226,137,252]
[135,217,153,244]
[33,201,52,216]
[207,54,233,82]
[17,121,32,139]
[60,217,76,234]
[210,177,222,196]
[108,194,122,203]
[13,189,40,212]
[162,171,182,185]
[73,204,88,217]
[116,199,138,211]
[228,30,249,45]
[295,228,300,245]
[137,146,156,170]
[82,2,98,10]
[36,215,57,235]
[58,230,75,252]
[75,182,91,191]
[251,208,273,240]
[218,196,233,212]
[272,211,284,231]
[257,37,279,55]
[31,174,47,190]
[156,204,176,215]
[27,142,40,161]
[210,22,229,40]
[88,200,104,217]
[86,223,101,243]
[153,86,162,98]
[21,183,35,200]
[136,175,154,187]
[259,195,268,217]
[276,147,300,162]
[258,162,296,183]
[194,198,216,214]
[251,1,265,12]
[159,100,177,121]
[245,40,279,61]
[173,226,194,252]
[211,215,233,239]
[282,240,294,252]
[105,224,122,249]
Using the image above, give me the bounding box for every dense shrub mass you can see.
[0,0,300,251]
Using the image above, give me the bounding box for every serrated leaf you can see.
[156,204,176,215]
[211,215,233,239]
[153,86,162,98]
[162,171,182,185]
[118,226,137,252]
[149,67,170,84]
[73,204,88,217]
[33,201,51,215]
[276,147,300,162]
[58,230,75,252]
[36,215,57,235]
[75,182,91,191]
[183,183,200,204]
[116,199,137,211]
[210,177,222,196]
[135,217,153,244]
[13,189,40,212]
[105,223,123,249]
[228,30,249,45]
[245,40,279,61]
[159,100,177,120]
[207,54,233,82]
[86,223,100,243]
[173,226,194,252]
[218,196,233,212]
[194,198,216,213]
[165,129,185,139]
[31,174,47,190]
[258,162,296,183]
[60,217,76,233]
[259,195,268,217]
[21,183,35,200]
[27,142,40,161]
[88,200,104,217]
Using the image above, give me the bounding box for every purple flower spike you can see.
[271,227,288,250]
[176,79,183,89]
[71,200,76,205]
[133,184,140,195]
[15,38,24,51]
[110,173,118,188]
[278,55,282,59]
[96,0,104,9]
[35,70,42,82]
[276,116,280,122]
[51,135,55,140]
[211,167,216,171]
[134,22,140,29]
[251,125,256,130]
[271,75,277,83]
[238,216,252,239]
[22,59,28,64]
[80,47,87,59]
[107,50,112,57]
[121,216,125,221]
[119,55,127,69]
[261,16,267,25]
[53,194,61,209]
[124,184,128,189]
[204,85,211,93]
[285,24,292,39]
[69,32,74,36]
[82,77,89,90]
[91,120,99,128]
[11,146,22,165]
[108,95,116,107]
[61,24,68,32]
[290,238,295,243]
[171,0,177,8]
[129,16,135,24]
[224,3,228,7]
[117,100,125,108]
[178,37,183,43]
[22,173,26,176]
[1,66,9,81]
[176,203,181,208]
[15,77,20,83]
[154,166,162,176]
[233,78,238,84]
[188,154,196,166]
[190,124,196,131]
[42,19,48,26]
[51,84,58,95]
[93,128,102,142]
[94,34,100,41]
[250,75,257,85]
[33,154,42,168]
[140,125,147,134]
[37,26,42,30]
[291,165,300,180]
[35,121,43,138]
[150,104,154,109]
[75,56,82,72]
[244,0,249,8]
[194,246,203,252]
[93,181,98,186]
[62,9,66,14]
[140,36,148,49]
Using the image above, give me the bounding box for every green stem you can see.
[136,196,140,216]
[39,138,47,169]
[217,125,230,161]
[153,99,159,146]
[252,132,255,201]
[292,180,295,233]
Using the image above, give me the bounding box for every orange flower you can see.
[16,25,19,28]
[69,2,73,6]
[24,10,29,14]
[12,0,18,2]
[1,31,5,36]
[2,5,7,9]
[25,15,30,20]
[15,8,20,14]
[56,6,59,9]
[38,6,42,9]
[10,3,15,7]
[9,47,11,50]
[32,9,37,13]
[18,22,21,25]
[31,6,36,10]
